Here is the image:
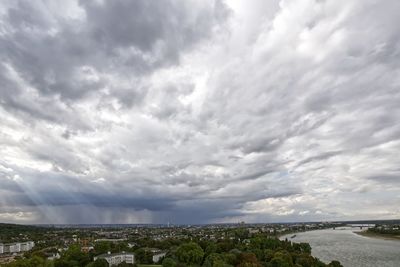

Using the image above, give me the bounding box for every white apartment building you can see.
[20,241,33,252]
[94,252,135,266]
[0,241,35,254]
[20,243,28,251]
[8,243,20,253]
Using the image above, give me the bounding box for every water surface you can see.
[281,228,400,267]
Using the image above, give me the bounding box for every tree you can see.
[203,253,223,267]
[9,256,45,267]
[222,253,237,266]
[292,243,311,254]
[94,241,111,255]
[234,229,249,240]
[117,262,136,267]
[268,257,292,267]
[205,243,217,256]
[236,253,261,267]
[86,258,109,267]
[216,241,235,253]
[30,256,46,267]
[135,248,153,264]
[203,253,232,267]
[271,251,293,265]
[55,244,90,267]
[263,249,274,262]
[176,242,205,266]
[328,261,343,267]
[162,257,177,267]
[293,254,315,267]
[54,259,75,267]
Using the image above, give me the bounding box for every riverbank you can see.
[356,230,400,241]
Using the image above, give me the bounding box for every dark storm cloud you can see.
[1,170,175,211]
[1,0,400,224]
[0,0,228,120]
[79,0,228,62]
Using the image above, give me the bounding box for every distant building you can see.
[46,253,61,260]
[94,238,127,243]
[94,252,134,266]
[127,242,137,248]
[248,228,259,234]
[81,246,94,253]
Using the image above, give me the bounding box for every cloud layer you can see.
[0,0,399,224]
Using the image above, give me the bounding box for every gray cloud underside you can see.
[0,0,400,224]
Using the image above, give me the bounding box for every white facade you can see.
[21,241,35,251]
[3,244,9,253]
[0,241,35,254]
[94,252,135,266]
[94,238,127,243]
[47,253,61,260]
[153,252,166,263]
[8,244,20,253]
[20,243,28,251]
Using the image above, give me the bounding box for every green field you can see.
[138,265,162,267]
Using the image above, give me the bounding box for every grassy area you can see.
[138,265,162,267]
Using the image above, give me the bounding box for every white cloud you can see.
[0,0,399,223]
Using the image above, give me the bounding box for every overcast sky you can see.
[0,0,399,224]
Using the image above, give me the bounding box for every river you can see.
[280,227,400,267]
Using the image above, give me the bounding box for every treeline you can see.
[159,237,342,267]
[4,235,342,267]
[367,225,400,236]
[0,224,48,242]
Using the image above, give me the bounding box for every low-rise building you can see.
[94,252,134,266]
[46,253,61,261]
[152,251,166,263]
[127,242,137,248]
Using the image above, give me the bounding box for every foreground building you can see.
[94,252,134,266]
[0,241,34,254]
